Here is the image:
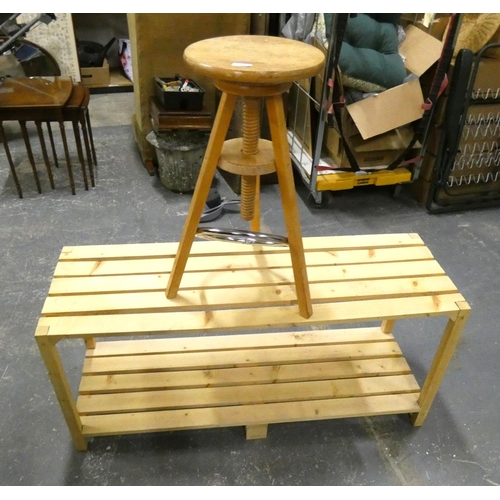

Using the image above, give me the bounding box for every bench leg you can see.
[411,301,471,426]
[246,424,268,440]
[381,320,395,333]
[84,337,96,349]
[35,327,87,451]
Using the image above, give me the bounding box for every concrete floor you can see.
[0,91,499,487]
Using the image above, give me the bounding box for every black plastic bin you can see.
[154,77,205,111]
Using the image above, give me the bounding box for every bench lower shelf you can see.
[35,233,470,450]
[77,327,420,438]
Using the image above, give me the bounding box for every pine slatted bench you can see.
[35,233,470,451]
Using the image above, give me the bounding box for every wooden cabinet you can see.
[127,13,251,173]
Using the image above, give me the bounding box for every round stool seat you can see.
[183,35,325,85]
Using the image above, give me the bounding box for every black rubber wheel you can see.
[307,191,330,208]
[392,184,403,198]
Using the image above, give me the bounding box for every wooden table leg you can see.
[166,92,238,299]
[411,301,471,426]
[46,122,59,168]
[266,94,312,319]
[59,121,76,195]
[35,121,55,190]
[0,121,23,198]
[35,326,87,451]
[80,114,95,187]
[19,120,42,194]
[85,109,98,166]
[72,120,89,191]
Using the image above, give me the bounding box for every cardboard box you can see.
[312,25,443,140]
[414,16,450,41]
[80,59,110,87]
[325,125,421,169]
[347,25,443,139]
[404,14,451,41]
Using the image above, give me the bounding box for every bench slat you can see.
[38,293,465,338]
[80,393,420,437]
[43,276,457,316]
[53,246,434,277]
[60,233,424,261]
[77,375,420,415]
[79,357,412,394]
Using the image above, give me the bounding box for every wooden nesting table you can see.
[35,233,470,451]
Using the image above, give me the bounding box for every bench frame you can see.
[35,233,470,451]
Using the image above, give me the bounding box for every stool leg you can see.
[59,122,76,195]
[80,113,95,187]
[72,120,89,191]
[250,174,261,232]
[46,122,59,168]
[166,92,238,299]
[35,121,55,190]
[0,121,23,198]
[266,94,312,319]
[19,121,42,194]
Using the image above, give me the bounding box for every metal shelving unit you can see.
[285,14,460,207]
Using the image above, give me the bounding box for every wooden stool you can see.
[165,35,325,319]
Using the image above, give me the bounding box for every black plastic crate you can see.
[154,77,205,111]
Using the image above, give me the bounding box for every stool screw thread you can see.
[241,175,256,220]
[241,97,261,221]
[242,97,260,155]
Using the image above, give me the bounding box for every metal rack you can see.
[285,13,337,206]
[426,42,500,213]
[284,14,459,207]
